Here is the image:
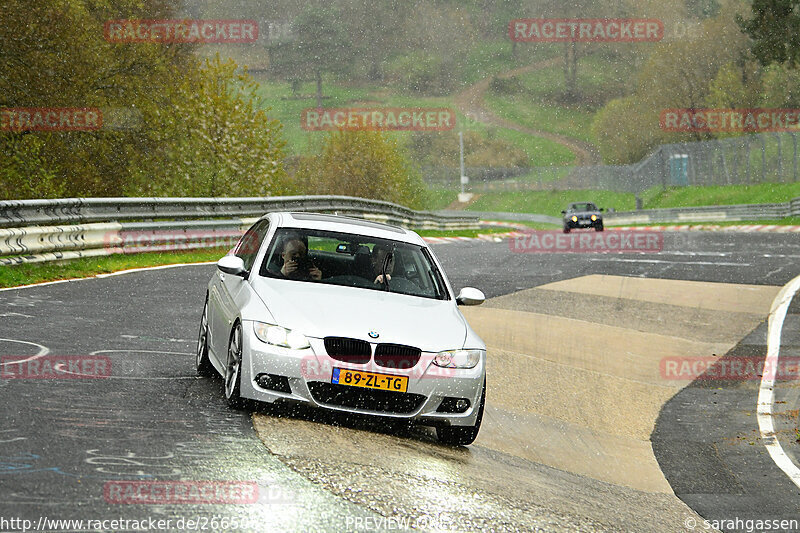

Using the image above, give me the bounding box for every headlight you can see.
[433,349,483,369]
[591,214,597,221]
[253,322,310,350]
[571,216,578,222]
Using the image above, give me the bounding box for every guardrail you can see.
[0,196,480,265]
[459,211,562,225]
[603,197,800,225]
[0,196,478,229]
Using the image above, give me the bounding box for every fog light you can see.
[436,397,471,413]
[255,373,291,393]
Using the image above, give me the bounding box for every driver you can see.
[369,243,394,285]
[280,237,322,280]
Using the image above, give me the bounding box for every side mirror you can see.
[560,210,566,215]
[599,208,605,212]
[456,287,485,306]
[217,255,248,277]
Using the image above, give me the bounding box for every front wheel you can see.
[224,323,245,409]
[562,226,571,234]
[595,223,604,232]
[436,378,485,446]
[196,300,215,377]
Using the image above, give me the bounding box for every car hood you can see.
[249,278,468,352]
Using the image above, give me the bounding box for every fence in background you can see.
[603,197,800,225]
[424,131,800,193]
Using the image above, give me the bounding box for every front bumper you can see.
[565,217,602,229]
[237,321,485,427]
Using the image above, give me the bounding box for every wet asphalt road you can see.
[435,231,800,295]
[652,293,800,532]
[0,266,379,532]
[0,230,799,532]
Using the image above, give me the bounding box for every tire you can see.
[196,299,215,377]
[436,378,485,446]
[563,225,571,234]
[595,223,604,232]
[224,322,246,409]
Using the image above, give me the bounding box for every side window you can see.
[234,220,269,272]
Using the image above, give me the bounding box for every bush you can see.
[294,131,424,208]
[0,134,64,199]
[125,55,288,197]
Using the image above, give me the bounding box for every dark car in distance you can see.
[561,202,604,233]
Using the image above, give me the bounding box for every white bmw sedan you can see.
[196,212,487,445]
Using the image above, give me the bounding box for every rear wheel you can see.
[224,323,245,409]
[196,300,215,377]
[436,378,485,446]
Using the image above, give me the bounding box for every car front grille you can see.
[374,343,421,369]
[324,337,371,364]
[307,382,425,414]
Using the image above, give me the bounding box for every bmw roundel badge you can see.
[368,330,379,339]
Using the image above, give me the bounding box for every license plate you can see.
[332,368,408,393]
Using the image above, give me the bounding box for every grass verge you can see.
[464,189,636,215]
[0,248,229,289]
[641,183,800,208]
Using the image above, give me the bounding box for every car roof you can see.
[266,212,427,245]
[568,202,596,208]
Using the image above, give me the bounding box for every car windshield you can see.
[259,228,449,300]
[569,203,598,211]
